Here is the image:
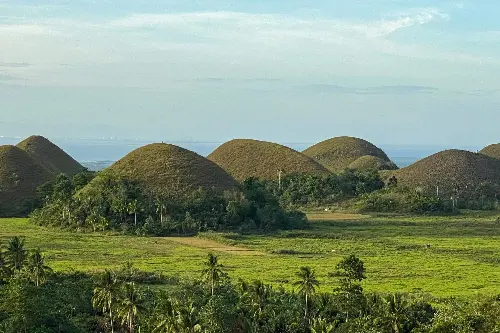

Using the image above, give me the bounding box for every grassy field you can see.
[1,212,500,298]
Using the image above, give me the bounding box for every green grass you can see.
[1,214,500,298]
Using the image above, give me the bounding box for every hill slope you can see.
[479,144,500,160]
[208,139,330,181]
[87,143,238,197]
[17,135,84,176]
[393,149,500,197]
[303,136,393,172]
[0,145,55,217]
[348,155,398,171]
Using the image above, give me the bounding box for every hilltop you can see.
[393,149,500,197]
[208,139,330,181]
[0,145,55,217]
[17,135,84,176]
[348,155,398,171]
[479,144,500,160]
[303,136,394,172]
[85,143,238,197]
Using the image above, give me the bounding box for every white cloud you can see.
[0,7,498,91]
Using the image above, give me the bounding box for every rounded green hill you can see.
[479,144,500,160]
[303,136,393,172]
[207,139,330,182]
[393,149,500,196]
[348,155,398,171]
[0,145,55,217]
[17,135,84,176]
[86,143,238,197]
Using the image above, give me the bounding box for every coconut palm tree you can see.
[384,293,408,333]
[0,250,12,280]
[176,302,202,333]
[116,282,145,333]
[153,292,177,333]
[294,266,319,318]
[6,236,27,272]
[92,270,121,333]
[201,253,224,296]
[26,249,52,286]
[310,317,336,333]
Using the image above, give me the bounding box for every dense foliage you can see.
[31,174,307,235]
[1,237,499,333]
[265,169,385,207]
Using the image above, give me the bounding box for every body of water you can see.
[0,137,481,171]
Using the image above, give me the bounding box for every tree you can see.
[0,250,12,280]
[330,255,366,322]
[128,200,139,227]
[294,266,319,318]
[310,317,336,333]
[92,270,121,333]
[201,253,224,296]
[384,293,408,333]
[25,249,52,287]
[331,254,366,292]
[6,236,27,272]
[176,302,202,333]
[116,282,145,333]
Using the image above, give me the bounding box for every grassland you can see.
[1,212,499,298]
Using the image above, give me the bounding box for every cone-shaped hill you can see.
[207,139,330,182]
[480,144,500,160]
[303,136,393,173]
[84,143,238,197]
[348,155,398,171]
[393,149,500,196]
[0,145,55,217]
[17,135,84,176]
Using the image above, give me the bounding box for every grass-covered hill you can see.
[208,139,330,182]
[84,143,238,197]
[348,155,398,171]
[303,136,394,172]
[479,143,500,160]
[0,145,55,217]
[393,149,500,197]
[17,135,84,176]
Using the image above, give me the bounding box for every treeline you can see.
[31,174,307,235]
[1,237,500,333]
[264,169,385,207]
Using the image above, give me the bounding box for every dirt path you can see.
[307,212,369,221]
[168,237,266,256]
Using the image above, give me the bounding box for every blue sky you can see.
[0,0,499,146]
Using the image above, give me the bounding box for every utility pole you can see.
[278,169,283,190]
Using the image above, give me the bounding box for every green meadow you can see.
[1,212,499,298]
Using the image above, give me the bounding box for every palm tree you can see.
[92,270,120,333]
[294,266,319,318]
[26,249,52,286]
[249,280,271,316]
[176,302,201,333]
[116,282,145,333]
[153,293,177,333]
[201,253,224,296]
[384,293,408,333]
[0,250,12,280]
[310,317,336,333]
[6,236,27,272]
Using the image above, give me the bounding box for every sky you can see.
[0,0,499,146]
